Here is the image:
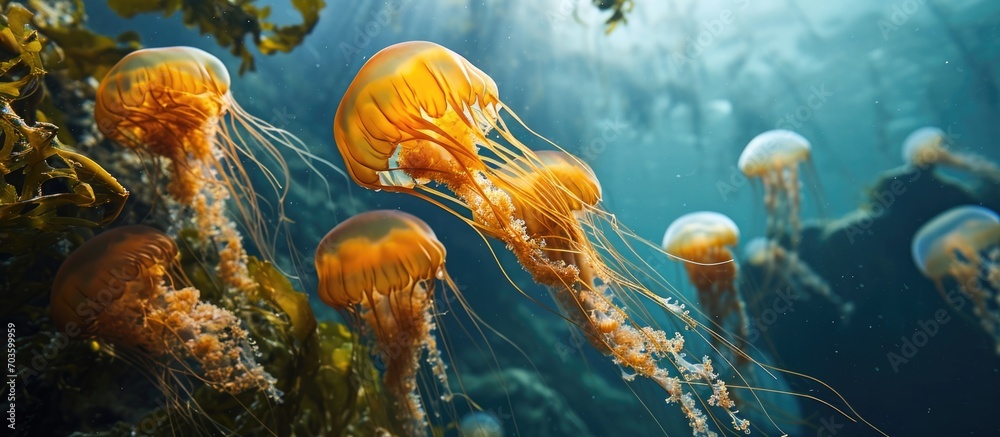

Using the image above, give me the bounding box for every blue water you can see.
[86,1,1000,435]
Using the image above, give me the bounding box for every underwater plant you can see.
[49,225,280,399]
[25,0,140,81]
[902,126,1000,184]
[0,3,128,313]
[912,205,1000,354]
[737,129,813,247]
[0,4,128,252]
[105,0,325,74]
[662,211,750,366]
[593,0,634,34]
[315,209,456,435]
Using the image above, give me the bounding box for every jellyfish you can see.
[459,411,504,437]
[50,225,279,400]
[738,129,813,247]
[902,126,1000,183]
[315,210,455,435]
[911,205,1000,354]
[95,46,333,289]
[333,41,764,436]
[744,237,854,320]
[662,212,749,364]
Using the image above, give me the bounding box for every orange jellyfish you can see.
[738,129,813,247]
[902,126,1000,183]
[95,46,333,288]
[912,205,1000,354]
[315,210,455,435]
[493,150,603,289]
[50,225,279,400]
[662,211,749,364]
[333,41,758,436]
[744,237,854,320]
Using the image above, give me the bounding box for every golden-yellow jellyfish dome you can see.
[501,150,602,212]
[901,126,947,167]
[315,210,447,308]
[738,129,812,177]
[333,41,501,191]
[662,211,740,262]
[95,47,230,160]
[50,225,177,335]
[533,150,602,208]
[911,205,1000,279]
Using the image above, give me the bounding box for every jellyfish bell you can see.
[316,210,456,434]
[316,209,446,309]
[901,126,949,168]
[333,40,501,193]
[912,205,1000,278]
[737,129,811,178]
[743,236,771,267]
[495,150,602,245]
[738,129,815,247]
[51,225,177,337]
[95,47,230,164]
[912,205,1000,353]
[530,150,603,200]
[662,211,739,265]
[458,411,504,437]
[661,211,740,297]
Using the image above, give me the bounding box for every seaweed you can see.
[105,0,325,74]
[0,2,128,310]
[593,0,633,34]
[14,228,394,435]
[25,0,141,81]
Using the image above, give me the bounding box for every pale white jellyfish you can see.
[744,237,854,320]
[459,411,504,437]
[738,130,813,247]
[902,126,1000,183]
[912,205,1000,354]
